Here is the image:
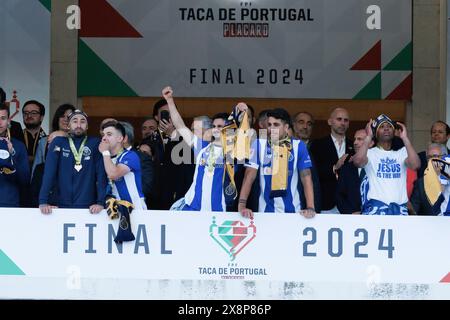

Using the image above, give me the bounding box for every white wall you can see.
[0,0,50,132]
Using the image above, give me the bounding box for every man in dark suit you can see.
[148,98,192,210]
[310,107,353,214]
[417,121,450,178]
[336,129,373,214]
[410,143,447,215]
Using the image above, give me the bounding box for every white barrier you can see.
[1,208,450,299]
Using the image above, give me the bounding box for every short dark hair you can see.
[23,100,45,116]
[431,121,450,136]
[212,112,229,122]
[266,108,292,126]
[0,103,9,117]
[52,103,75,132]
[101,121,126,137]
[153,99,168,118]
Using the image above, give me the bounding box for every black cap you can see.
[371,114,395,136]
[68,109,88,122]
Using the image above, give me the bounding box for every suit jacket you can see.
[410,177,436,215]
[10,120,25,144]
[336,158,362,214]
[149,133,192,210]
[310,135,353,211]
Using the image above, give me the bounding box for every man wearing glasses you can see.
[22,100,47,166]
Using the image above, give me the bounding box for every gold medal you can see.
[225,183,236,196]
[68,136,87,173]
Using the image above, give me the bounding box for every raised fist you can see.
[162,86,173,100]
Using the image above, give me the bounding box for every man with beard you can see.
[22,100,47,166]
[353,114,420,215]
[0,103,29,207]
[293,111,314,148]
[39,109,107,214]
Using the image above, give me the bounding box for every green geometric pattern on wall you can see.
[0,250,25,276]
[39,0,51,11]
[78,40,138,97]
[353,72,381,99]
[384,42,412,71]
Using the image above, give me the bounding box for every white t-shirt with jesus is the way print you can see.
[364,146,408,205]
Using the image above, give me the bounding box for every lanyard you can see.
[68,136,88,166]
[23,128,43,156]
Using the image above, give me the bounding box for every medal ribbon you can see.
[220,109,251,203]
[269,136,292,198]
[68,136,88,167]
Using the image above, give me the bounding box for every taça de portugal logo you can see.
[209,216,256,261]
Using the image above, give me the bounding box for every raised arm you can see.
[397,122,420,170]
[162,86,195,147]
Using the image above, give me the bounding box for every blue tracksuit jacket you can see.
[0,138,30,207]
[39,135,107,208]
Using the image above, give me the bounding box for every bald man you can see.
[310,107,353,214]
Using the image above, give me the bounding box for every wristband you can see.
[102,150,111,157]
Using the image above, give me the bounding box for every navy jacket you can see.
[336,158,362,214]
[39,135,107,208]
[0,138,30,207]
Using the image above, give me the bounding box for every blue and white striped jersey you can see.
[183,137,227,211]
[245,138,312,213]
